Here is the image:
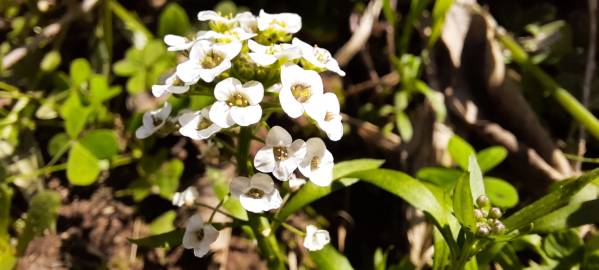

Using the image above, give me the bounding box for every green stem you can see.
[281,222,305,237]
[497,33,599,141]
[208,196,227,223]
[195,202,239,220]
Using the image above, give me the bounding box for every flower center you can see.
[151,115,163,126]
[314,47,330,63]
[172,76,185,86]
[324,112,335,121]
[200,50,225,69]
[245,188,265,199]
[226,93,250,107]
[273,146,289,161]
[291,84,312,103]
[270,19,286,29]
[195,228,205,241]
[197,117,213,130]
[310,156,321,170]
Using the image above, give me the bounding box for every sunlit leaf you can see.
[453,174,475,229]
[149,210,176,235]
[468,155,485,201]
[447,135,475,170]
[67,142,101,186]
[416,167,462,190]
[158,3,191,37]
[476,146,508,173]
[310,245,354,270]
[70,58,92,86]
[484,177,519,209]
[542,229,583,260]
[40,50,61,72]
[78,129,119,160]
[60,93,92,138]
[533,199,599,232]
[48,132,70,157]
[130,229,183,249]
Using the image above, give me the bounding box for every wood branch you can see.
[346,71,400,96]
[342,113,401,153]
[334,0,383,66]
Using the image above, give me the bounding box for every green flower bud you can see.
[489,207,502,219]
[476,195,490,208]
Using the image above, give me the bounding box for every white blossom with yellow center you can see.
[151,73,191,97]
[178,107,222,140]
[172,186,199,207]
[254,126,307,180]
[279,64,325,119]
[303,225,330,251]
[230,173,283,213]
[257,9,302,34]
[209,78,264,128]
[298,138,334,186]
[292,37,345,76]
[316,93,343,141]
[176,40,241,83]
[247,40,301,66]
[182,214,219,258]
[163,34,196,51]
[135,102,172,139]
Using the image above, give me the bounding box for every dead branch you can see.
[334,0,383,66]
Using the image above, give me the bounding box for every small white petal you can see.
[230,176,251,198]
[214,78,241,101]
[273,159,298,180]
[209,101,235,128]
[303,225,330,251]
[197,10,225,22]
[266,126,292,146]
[230,105,262,126]
[176,60,201,83]
[248,52,278,66]
[240,81,264,105]
[251,173,275,194]
[239,196,270,213]
[254,147,276,173]
[135,126,154,139]
[279,87,304,118]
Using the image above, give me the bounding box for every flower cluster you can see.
[473,195,506,236]
[136,9,343,259]
[136,9,345,142]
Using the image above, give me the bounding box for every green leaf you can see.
[447,135,475,170]
[60,93,91,138]
[396,111,413,142]
[67,142,101,185]
[0,184,13,239]
[158,3,191,37]
[48,133,70,158]
[503,168,599,232]
[40,50,61,72]
[416,81,446,122]
[189,95,216,110]
[151,159,183,200]
[542,230,583,259]
[532,199,599,232]
[468,155,485,201]
[416,167,462,190]
[310,245,354,270]
[113,59,138,76]
[205,166,248,221]
[78,129,119,160]
[90,75,121,102]
[149,210,176,235]
[432,228,450,270]
[373,247,388,270]
[0,237,15,270]
[127,72,146,93]
[70,58,92,86]
[348,169,450,228]
[484,177,519,209]
[129,229,183,249]
[476,146,508,173]
[453,174,475,229]
[143,40,165,66]
[16,191,61,255]
[277,159,384,220]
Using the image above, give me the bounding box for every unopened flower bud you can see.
[489,207,502,219]
[474,209,485,220]
[491,220,506,234]
[476,195,490,208]
[476,224,491,236]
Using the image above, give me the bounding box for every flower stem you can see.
[281,222,305,237]
[497,32,599,140]
[208,196,228,223]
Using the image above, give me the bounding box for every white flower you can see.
[197,28,255,42]
[230,173,283,213]
[292,38,345,76]
[288,174,307,190]
[235,12,258,33]
[176,40,241,83]
[164,34,195,51]
[257,9,302,34]
[209,78,264,127]
[303,225,330,251]
[254,126,307,180]
[279,64,325,119]
[172,186,199,207]
[197,10,233,24]
[151,73,191,97]
[316,93,343,141]
[247,40,301,66]
[182,214,219,258]
[178,108,222,140]
[298,138,334,186]
[135,102,172,139]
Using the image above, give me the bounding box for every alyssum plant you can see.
[135,8,344,263]
[133,7,599,270]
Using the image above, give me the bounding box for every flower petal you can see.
[273,159,297,180]
[265,126,292,146]
[241,81,264,105]
[230,176,251,198]
[250,173,274,194]
[214,77,241,101]
[208,101,234,128]
[279,87,304,118]
[254,147,276,173]
[230,105,262,126]
[248,52,277,66]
